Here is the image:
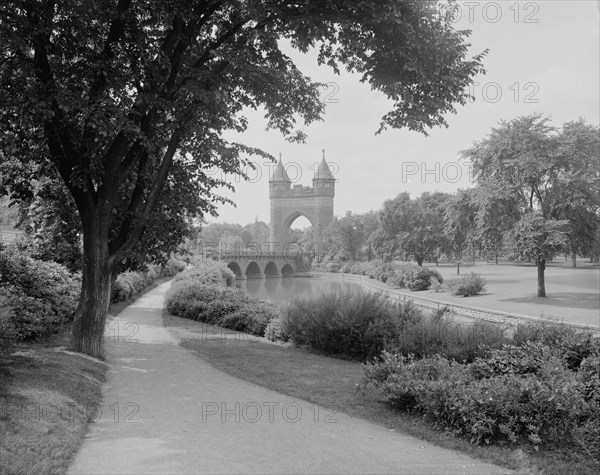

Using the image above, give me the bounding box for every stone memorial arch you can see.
[268,151,335,255]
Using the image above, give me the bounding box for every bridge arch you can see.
[227,262,243,279]
[264,261,279,277]
[281,263,294,276]
[245,261,262,278]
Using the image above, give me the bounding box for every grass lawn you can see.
[0,341,106,474]
[164,312,600,475]
[0,277,171,475]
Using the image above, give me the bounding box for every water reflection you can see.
[236,276,361,305]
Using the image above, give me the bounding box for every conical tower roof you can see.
[270,155,291,182]
[313,151,335,181]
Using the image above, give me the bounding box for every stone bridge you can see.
[215,151,335,280]
[219,251,304,280]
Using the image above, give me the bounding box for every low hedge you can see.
[110,257,187,303]
[316,259,443,291]
[173,258,235,287]
[165,262,277,337]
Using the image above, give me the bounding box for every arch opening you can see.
[284,213,314,253]
[281,263,294,276]
[227,262,243,279]
[245,261,262,278]
[264,261,279,277]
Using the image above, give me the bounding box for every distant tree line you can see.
[318,115,600,297]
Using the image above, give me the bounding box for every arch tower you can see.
[269,151,335,254]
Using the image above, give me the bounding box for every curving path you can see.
[68,281,510,475]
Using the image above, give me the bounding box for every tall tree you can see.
[471,180,520,264]
[462,114,598,296]
[551,119,600,267]
[1,0,485,356]
[376,191,450,265]
[443,188,477,264]
[242,218,270,248]
[321,211,378,261]
[508,212,567,297]
[197,222,244,255]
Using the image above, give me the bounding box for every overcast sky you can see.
[209,0,600,228]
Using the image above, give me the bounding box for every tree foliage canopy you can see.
[1,0,485,269]
[375,191,450,264]
[0,0,486,356]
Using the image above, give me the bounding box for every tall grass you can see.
[394,307,510,362]
[282,290,421,360]
[282,290,598,365]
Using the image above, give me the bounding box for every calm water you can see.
[235,276,362,305]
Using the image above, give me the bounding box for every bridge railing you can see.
[217,249,305,261]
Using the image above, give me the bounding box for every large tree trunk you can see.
[416,254,423,266]
[71,219,112,358]
[571,250,577,268]
[537,259,546,297]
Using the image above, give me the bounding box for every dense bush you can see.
[395,309,510,362]
[282,290,422,360]
[404,266,444,291]
[264,317,289,342]
[0,290,17,352]
[175,258,234,286]
[110,257,187,302]
[317,259,449,294]
[361,331,600,453]
[446,272,487,296]
[0,244,185,341]
[165,262,277,337]
[311,254,343,273]
[0,246,80,340]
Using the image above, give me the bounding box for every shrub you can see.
[469,342,552,379]
[405,266,443,291]
[429,277,444,292]
[349,261,370,275]
[174,259,234,286]
[362,332,600,453]
[394,309,510,362]
[447,272,487,297]
[111,276,133,302]
[220,301,278,336]
[110,261,185,303]
[513,321,600,370]
[0,290,18,352]
[165,264,277,337]
[385,273,405,288]
[264,317,289,342]
[325,262,341,273]
[339,263,352,273]
[163,257,187,276]
[282,290,422,360]
[361,353,468,409]
[0,247,80,340]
